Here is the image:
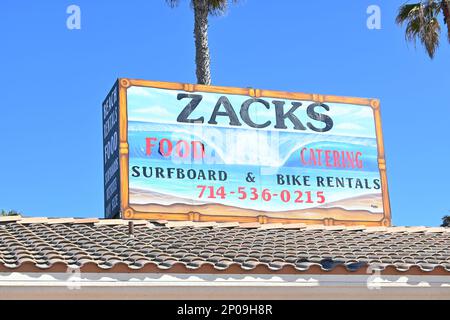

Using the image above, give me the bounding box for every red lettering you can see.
[191,141,205,159]
[316,149,323,166]
[150,138,206,159]
[355,152,363,168]
[175,140,190,158]
[309,148,317,166]
[299,148,364,169]
[333,150,341,168]
[146,137,157,156]
[325,150,332,167]
[346,151,355,169]
[159,138,172,157]
[300,148,308,165]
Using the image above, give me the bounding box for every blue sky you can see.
[1,0,449,226]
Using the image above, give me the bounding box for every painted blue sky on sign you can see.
[127,86,377,138]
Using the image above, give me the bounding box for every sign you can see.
[103,78,391,226]
[102,81,121,218]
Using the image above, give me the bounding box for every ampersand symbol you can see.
[246,172,256,183]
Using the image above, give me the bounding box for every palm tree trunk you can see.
[442,0,450,42]
[193,0,211,85]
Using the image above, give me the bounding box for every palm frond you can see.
[208,0,239,16]
[405,16,422,45]
[420,17,441,57]
[168,0,238,16]
[396,1,443,58]
[207,0,227,15]
[396,3,422,25]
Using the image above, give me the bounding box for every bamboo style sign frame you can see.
[102,78,391,226]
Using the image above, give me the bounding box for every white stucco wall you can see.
[0,272,449,299]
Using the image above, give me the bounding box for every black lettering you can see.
[167,168,175,179]
[355,179,364,189]
[273,100,306,130]
[131,166,140,177]
[326,176,335,187]
[208,170,216,180]
[197,170,206,180]
[155,167,165,178]
[177,168,185,179]
[306,103,333,132]
[218,171,227,181]
[345,177,354,188]
[373,179,381,190]
[316,176,325,187]
[176,94,204,123]
[303,176,311,186]
[143,167,152,178]
[336,177,345,188]
[240,99,271,128]
[208,96,242,126]
[187,169,196,179]
[291,175,301,185]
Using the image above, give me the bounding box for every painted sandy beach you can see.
[129,188,384,221]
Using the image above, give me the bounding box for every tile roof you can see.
[0,216,449,275]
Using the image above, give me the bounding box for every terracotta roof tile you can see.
[0,217,449,274]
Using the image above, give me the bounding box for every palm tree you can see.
[166,0,236,85]
[396,0,450,58]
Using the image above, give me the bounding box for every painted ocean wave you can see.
[128,121,379,171]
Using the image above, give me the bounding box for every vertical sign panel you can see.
[102,81,121,218]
